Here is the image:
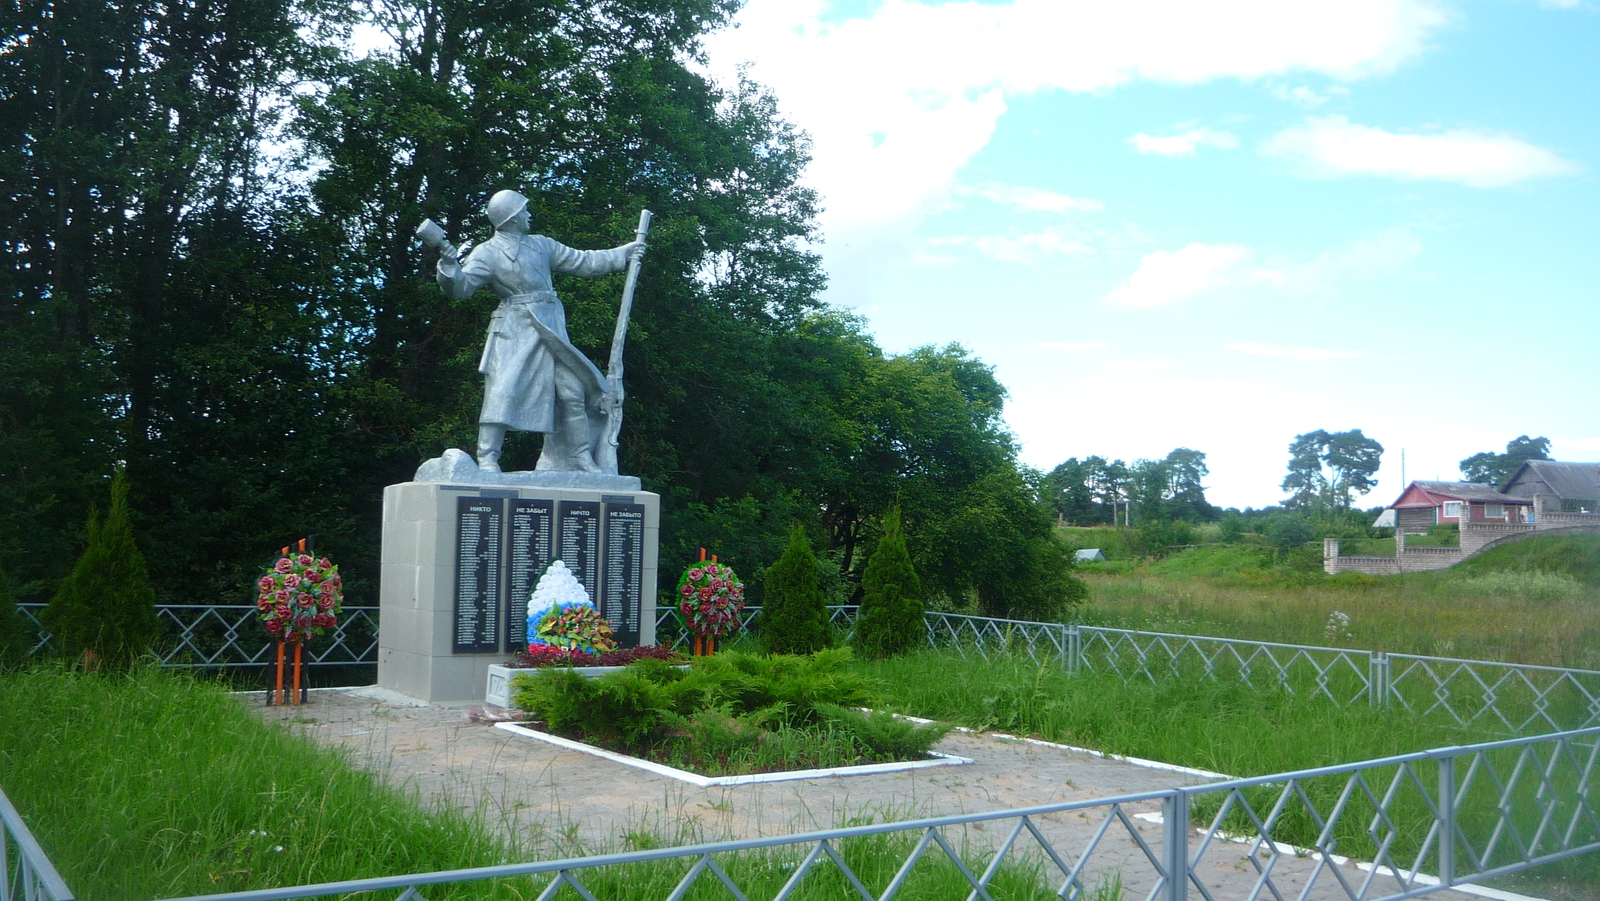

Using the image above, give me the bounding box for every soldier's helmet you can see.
[487,190,529,229]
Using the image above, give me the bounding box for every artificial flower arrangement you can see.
[526,560,617,657]
[676,559,744,652]
[256,553,343,642]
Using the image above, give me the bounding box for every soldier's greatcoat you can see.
[437,232,629,435]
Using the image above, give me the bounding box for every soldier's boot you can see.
[476,423,507,473]
[563,411,601,472]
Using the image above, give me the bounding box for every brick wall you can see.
[1325,519,1600,576]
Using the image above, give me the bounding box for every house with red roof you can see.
[1387,480,1533,535]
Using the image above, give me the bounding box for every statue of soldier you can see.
[426,190,645,473]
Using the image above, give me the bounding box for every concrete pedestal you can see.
[379,480,659,702]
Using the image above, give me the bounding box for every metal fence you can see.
[922,613,1600,735]
[16,604,378,670]
[21,601,1600,734]
[9,725,1593,901]
[1,786,73,901]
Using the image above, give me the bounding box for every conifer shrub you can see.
[853,508,925,658]
[41,469,161,669]
[758,524,831,655]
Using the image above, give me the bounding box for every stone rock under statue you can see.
[413,191,650,490]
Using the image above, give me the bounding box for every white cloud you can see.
[703,0,1451,232]
[1104,243,1254,308]
[966,183,1104,213]
[1227,342,1369,361]
[1268,84,1349,109]
[1128,128,1240,157]
[1039,340,1110,352]
[1262,115,1582,187]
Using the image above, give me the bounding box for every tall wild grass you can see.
[1072,537,1600,669]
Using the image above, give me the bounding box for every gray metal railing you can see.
[921,612,1600,735]
[1,786,73,901]
[16,604,378,670]
[22,599,1600,733]
[9,725,1584,901]
[653,604,858,649]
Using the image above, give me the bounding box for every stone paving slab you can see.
[248,687,1527,901]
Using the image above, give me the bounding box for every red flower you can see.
[274,557,293,574]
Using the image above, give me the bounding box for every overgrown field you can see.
[1060,532,1600,668]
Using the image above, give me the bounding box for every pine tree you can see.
[41,469,161,669]
[853,508,925,658]
[759,524,830,655]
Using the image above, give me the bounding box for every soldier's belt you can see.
[504,291,558,305]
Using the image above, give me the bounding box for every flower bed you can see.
[504,649,961,779]
[485,646,687,707]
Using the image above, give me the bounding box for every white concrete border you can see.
[1130,812,1547,901]
[493,722,973,787]
[890,713,1231,781]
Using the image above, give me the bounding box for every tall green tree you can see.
[1460,436,1552,489]
[1282,429,1384,510]
[1,0,355,607]
[852,508,923,658]
[41,470,161,669]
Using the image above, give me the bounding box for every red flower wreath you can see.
[676,561,744,640]
[256,553,343,643]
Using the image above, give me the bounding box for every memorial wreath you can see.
[676,561,744,639]
[256,553,343,642]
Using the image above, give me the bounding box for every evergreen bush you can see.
[41,469,161,669]
[758,524,831,655]
[853,508,925,658]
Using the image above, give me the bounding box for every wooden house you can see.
[1387,481,1534,534]
[1500,460,1600,514]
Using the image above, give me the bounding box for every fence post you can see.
[1163,790,1189,901]
[1067,625,1080,675]
[1369,652,1389,707]
[1437,753,1456,888]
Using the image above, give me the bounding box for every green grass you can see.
[0,666,517,900]
[851,650,1598,887]
[1072,534,1600,668]
[854,651,1487,778]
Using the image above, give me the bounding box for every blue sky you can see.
[700,0,1600,509]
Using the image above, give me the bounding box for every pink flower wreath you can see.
[256,553,343,642]
[676,561,744,640]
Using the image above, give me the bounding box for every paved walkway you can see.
[248,686,1527,901]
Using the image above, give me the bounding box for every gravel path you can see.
[248,686,1528,901]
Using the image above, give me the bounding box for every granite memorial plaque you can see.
[453,496,504,653]
[600,501,645,646]
[505,498,555,649]
[557,499,602,604]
